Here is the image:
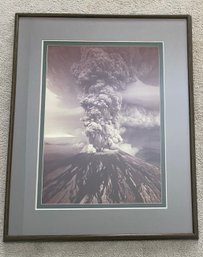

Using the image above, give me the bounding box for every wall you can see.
[0,1,202,256]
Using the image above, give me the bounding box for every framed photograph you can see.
[4,14,198,241]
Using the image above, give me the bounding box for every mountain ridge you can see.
[42,150,161,205]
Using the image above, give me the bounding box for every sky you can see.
[44,44,161,158]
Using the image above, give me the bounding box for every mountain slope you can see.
[42,150,161,204]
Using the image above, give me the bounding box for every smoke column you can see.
[71,48,130,152]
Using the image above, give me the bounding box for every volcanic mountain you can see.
[42,150,161,205]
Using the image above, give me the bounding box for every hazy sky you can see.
[44,44,161,156]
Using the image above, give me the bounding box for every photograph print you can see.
[37,42,166,208]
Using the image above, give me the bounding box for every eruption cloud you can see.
[71,48,131,152]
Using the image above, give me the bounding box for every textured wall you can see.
[0,0,202,256]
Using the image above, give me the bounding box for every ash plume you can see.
[71,48,131,152]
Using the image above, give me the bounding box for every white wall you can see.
[0,1,202,256]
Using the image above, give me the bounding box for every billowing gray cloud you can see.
[71,48,131,152]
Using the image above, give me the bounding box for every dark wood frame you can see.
[3,13,198,242]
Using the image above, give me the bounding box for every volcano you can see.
[42,150,161,205]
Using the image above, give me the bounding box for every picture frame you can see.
[4,13,198,241]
